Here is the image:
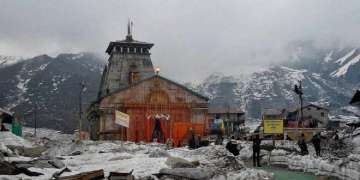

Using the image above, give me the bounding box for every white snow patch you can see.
[71,53,84,60]
[331,53,360,77]
[0,132,34,148]
[335,48,356,65]
[38,62,50,71]
[0,55,23,67]
[323,51,333,63]
[280,66,307,81]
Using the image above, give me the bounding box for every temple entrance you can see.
[146,88,171,143]
[151,117,165,143]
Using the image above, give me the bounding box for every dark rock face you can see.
[0,53,105,133]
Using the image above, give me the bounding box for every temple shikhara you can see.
[87,22,209,146]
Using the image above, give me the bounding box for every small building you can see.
[262,108,287,120]
[208,106,245,137]
[286,104,329,128]
[348,90,360,129]
[350,90,360,107]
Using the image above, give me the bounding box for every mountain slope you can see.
[196,44,360,118]
[1,43,359,131]
[0,53,105,132]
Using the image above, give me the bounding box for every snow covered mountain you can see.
[1,42,359,131]
[0,53,105,132]
[0,55,23,68]
[196,43,360,118]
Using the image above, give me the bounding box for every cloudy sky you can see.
[1,0,360,82]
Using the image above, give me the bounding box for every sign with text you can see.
[264,120,283,134]
[115,110,130,128]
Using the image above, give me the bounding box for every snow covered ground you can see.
[0,128,273,180]
[1,126,360,180]
[236,129,360,180]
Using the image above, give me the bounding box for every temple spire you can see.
[126,19,133,41]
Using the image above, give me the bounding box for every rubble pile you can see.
[167,145,246,179]
[5,126,360,180]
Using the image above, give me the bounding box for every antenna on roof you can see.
[126,18,133,41]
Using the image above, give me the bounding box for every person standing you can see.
[298,133,308,155]
[188,129,196,149]
[252,134,262,167]
[226,136,239,156]
[311,133,321,157]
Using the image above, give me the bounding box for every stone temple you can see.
[98,23,155,97]
[87,22,209,146]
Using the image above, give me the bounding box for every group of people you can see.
[224,135,261,167]
[252,132,324,167]
[297,133,322,156]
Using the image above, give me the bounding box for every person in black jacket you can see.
[298,133,309,155]
[252,134,262,167]
[226,136,239,156]
[311,133,321,157]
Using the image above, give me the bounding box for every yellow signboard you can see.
[264,120,283,134]
[115,110,130,128]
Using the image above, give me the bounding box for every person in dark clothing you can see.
[311,133,321,156]
[0,123,8,131]
[226,137,239,156]
[298,133,308,155]
[188,129,196,149]
[334,131,339,140]
[333,131,341,149]
[152,117,164,143]
[252,134,261,167]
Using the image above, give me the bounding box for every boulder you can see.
[108,170,134,180]
[108,156,133,161]
[159,168,210,180]
[57,169,104,180]
[23,146,47,157]
[48,158,65,169]
[13,157,65,169]
[0,161,43,176]
[6,145,47,157]
[165,157,195,168]
[0,143,14,157]
[191,160,200,167]
[0,161,17,174]
[149,149,170,158]
[70,150,82,156]
[51,167,71,179]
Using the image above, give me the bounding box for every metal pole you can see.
[300,81,304,126]
[34,96,38,136]
[79,81,84,140]
[227,103,230,137]
[34,108,37,136]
